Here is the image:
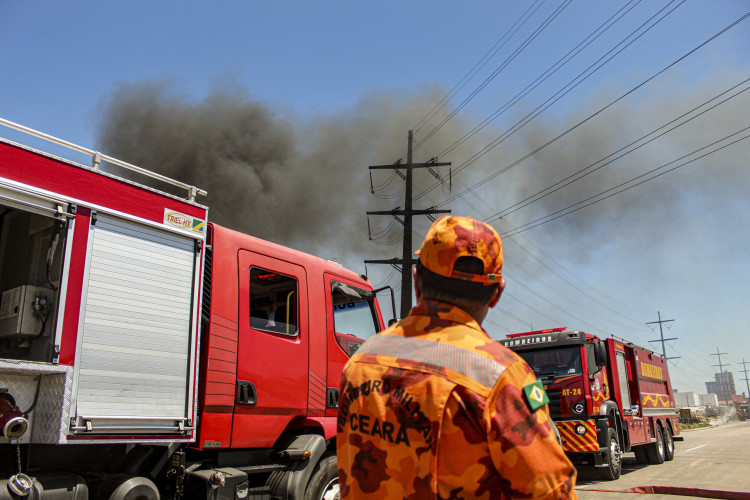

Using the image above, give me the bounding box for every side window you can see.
[331,281,378,356]
[249,267,298,336]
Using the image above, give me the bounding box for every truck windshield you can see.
[516,345,582,378]
[331,281,379,356]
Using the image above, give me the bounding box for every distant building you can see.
[705,371,737,404]
[675,391,700,407]
[699,393,719,406]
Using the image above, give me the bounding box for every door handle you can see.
[237,380,257,405]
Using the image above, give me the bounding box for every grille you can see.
[201,247,213,321]
[547,388,562,418]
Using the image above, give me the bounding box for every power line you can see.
[417,0,688,204]
[500,235,649,327]
[498,126,750,237]
[420,6,749,206]
[485,77,750,223]
[415,0,573,147]
[413,0,546,133]
[431,0,644,160]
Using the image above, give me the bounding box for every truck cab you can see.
[502,328,680,481]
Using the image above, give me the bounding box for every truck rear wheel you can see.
[663,425,675,461]
[646,424,665,464]
[304,454,339,500]
[598,428,622,480]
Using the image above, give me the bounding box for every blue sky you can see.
[2,0,750,395]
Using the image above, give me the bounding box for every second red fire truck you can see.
[502,328,681,480]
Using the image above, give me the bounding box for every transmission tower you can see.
[646,311,679,361]
[739,359,750,399]
[365,130,451,318]
[711,347,729,372]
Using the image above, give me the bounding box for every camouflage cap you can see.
[416,215,503,285]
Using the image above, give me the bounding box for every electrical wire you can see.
[421,0,692,205]
[413,0,546,134]
[370,188,405,200]
[416,0,574,149]
[486,77,750,223]
[502,235,648,325]
[499,127,750,237]
[434,0,644,160]
[504,253,641,333]
[414,0,548,136]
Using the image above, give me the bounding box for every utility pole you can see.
[365,130,451,318]
[710,347,729,403]
[646,311,679,361]
[711,347,728,373]
[739,359,750,399]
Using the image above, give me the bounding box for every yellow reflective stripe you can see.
[355,334,507,392]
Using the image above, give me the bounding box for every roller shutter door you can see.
[74,214,197,430]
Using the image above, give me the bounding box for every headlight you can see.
[575,424,587,436]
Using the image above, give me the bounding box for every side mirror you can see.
[594,342,607,367]
[373,285,397,327]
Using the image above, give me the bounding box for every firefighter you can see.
[336,215,577,499]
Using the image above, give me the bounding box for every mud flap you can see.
[593,419,611,467]
[268,434,327,500]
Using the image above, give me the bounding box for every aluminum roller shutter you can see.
[74,214,197,430]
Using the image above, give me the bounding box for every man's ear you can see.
[488,278,505,308]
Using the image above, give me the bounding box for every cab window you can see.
[331,281,379,356]
[249,267,298,336]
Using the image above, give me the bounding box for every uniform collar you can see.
[408,299,486,335]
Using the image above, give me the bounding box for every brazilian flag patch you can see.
[523,380,550,411]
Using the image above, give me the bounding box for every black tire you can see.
[663,424,675,461]
[646,424,665,464]
[99,474,159,500]
[304,454,339,500]
[634,445,649,465]
[598,427,622,481]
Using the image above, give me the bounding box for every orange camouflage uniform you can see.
[337,299,577,499]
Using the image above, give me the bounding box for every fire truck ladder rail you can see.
[609,334,655,355]
[0,117,208,203]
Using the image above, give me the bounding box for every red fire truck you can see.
[0,119,391,499]
[501,328,681,480]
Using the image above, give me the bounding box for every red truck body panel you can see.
[503,329,680,470]
[195,223,383,450]
[0,121,385,498]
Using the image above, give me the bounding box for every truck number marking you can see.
[561,388,581,396]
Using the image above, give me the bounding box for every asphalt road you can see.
[575,421,750,499]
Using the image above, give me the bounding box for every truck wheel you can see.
[99,474,159,500]
[646,424,665,464]
[663,425,675,461]
[598,428,622,480]
[304,454,339,500]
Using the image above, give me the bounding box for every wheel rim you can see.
[320,477,339,500]
[657,430,665,456]
[665,429,674,455]
[610,438,621,473]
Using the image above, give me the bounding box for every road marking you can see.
[683,444,706,453]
